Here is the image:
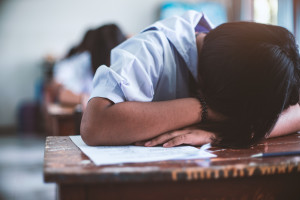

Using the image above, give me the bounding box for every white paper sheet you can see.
[70,136,216,165]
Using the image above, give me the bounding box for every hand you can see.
[135,126,215,147]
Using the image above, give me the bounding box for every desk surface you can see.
[47,103,76,116]
[44,133,300,184]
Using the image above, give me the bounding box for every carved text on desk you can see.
[171,162,300,181]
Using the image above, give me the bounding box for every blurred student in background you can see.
[51,24,127,110]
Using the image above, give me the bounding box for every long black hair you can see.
[66,24,126,74]
[197,22,300,148]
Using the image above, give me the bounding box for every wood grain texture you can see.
[44,134,300,183]
[44,134,300,199]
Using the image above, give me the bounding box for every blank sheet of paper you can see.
[70,136,216,165]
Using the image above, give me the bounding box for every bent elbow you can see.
[80,97,115,146]
[80,118,113,146]
[80,120,99,146]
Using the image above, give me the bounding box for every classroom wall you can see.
[0,0,168,128]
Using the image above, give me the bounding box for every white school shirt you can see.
[90,10,214,103]
[54,51,93,95]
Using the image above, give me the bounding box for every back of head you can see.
[90,24,127,73]
[65,24,126,74]
[65,29,94,58]
[197,22,300,148]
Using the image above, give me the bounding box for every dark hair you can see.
[66,29,94,58]
[197,22,300,148]
[66,24,126,74]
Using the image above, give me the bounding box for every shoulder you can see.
[56,51,90,67]
[111,30,172,63]
[68,51,91,64]
[118,30,170,49]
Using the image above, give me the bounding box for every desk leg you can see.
[51,116,77,136]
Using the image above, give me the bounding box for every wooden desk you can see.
[46,103,81,136]
[44,134,300,200]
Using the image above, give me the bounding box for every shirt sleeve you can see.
[90,30,168,103]
[54,52,92,95]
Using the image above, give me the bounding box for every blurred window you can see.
[294,0,300,44]
[160,1,228,26]
[253,0,278,24]
[252,0,297,41]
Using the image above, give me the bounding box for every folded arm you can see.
[80,97,222,146]
[267,103,300,138]
[138,104,300,148]
[58,88,81,106]
[58,87,89,110]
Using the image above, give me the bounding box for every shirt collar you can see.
[142,10,214,81]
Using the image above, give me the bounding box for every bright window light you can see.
[254,0,278,24]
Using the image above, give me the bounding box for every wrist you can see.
[198,97,208,123]
[194,96,227,122]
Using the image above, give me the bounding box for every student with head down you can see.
[81,11,300,148]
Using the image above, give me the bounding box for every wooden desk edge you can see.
[44,136,300,184]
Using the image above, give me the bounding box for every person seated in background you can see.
[51,24,127,110]
[80,11,300,148]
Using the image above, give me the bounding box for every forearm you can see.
[81,98,205,146]
[268,104,300,138]
[58,88,81,106]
